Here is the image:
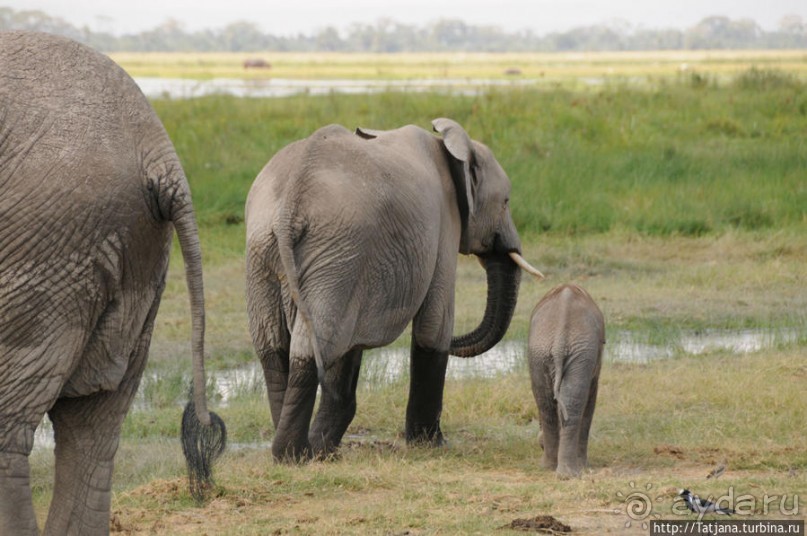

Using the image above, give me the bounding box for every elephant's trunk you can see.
[450,253,521,357]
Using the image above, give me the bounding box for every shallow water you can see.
[134,76,545,99]
[32,327,797,450]
[213,327,798,401]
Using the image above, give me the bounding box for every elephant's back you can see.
[0,31,163,239]
[529,284,605,353]
[247,123,442,241]
[0,32,160,195]
[0,31,153,126]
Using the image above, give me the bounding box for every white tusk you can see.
[509,251,545,280]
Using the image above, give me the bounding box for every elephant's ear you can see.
[432,118,475,218]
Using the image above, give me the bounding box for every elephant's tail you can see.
[552,290,572,425]
[162,171,227,501]
[273,219,327,385]
[171,187,212,426]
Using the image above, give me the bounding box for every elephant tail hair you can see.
[273,221,328,387]
[181,397,227,503]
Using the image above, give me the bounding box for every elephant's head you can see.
[432,118,543,358]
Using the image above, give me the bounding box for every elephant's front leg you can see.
[309,348,363,459]
[405,342,449,445]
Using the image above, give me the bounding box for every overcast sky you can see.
[5,0,805,36]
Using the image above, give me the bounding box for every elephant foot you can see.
[540,454,557,471]
[556,462,582,479]
[405,421,445,446]
[309,435,342,461]
[271,439,313,464]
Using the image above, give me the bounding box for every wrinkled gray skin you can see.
[246,119,529,462]
[0,32,213,534]
[529,284,604,478]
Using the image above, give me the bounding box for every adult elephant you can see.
[246,118,543,462]
[0,32,224,535]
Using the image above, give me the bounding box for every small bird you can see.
[706,461,726,479]
[678,489,734,515]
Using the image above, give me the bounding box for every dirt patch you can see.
[503,515,572,533]
[121,478,185,500]
[654,444,685,459]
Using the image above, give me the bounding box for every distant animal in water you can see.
[504,68,522,76]
[529,284,605,478]
[243,58,271,69]
[678,489,735,515]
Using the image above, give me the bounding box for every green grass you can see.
[153,70,806,243]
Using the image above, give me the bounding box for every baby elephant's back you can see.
[529,284,604,358]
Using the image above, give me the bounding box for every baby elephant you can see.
[529,284,604,478]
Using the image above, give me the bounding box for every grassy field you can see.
[32,346,807,534]
[28,58,807,533]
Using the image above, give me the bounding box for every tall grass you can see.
[153,69,806,250]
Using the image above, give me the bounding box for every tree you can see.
[0,6,800,52]
[685,16,762,49]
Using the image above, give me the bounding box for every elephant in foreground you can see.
[0,31,224,535]
[529,284,604,478]
[246,118,543,462]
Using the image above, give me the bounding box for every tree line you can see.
[2,7,806,52]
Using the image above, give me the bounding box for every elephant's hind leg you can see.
[0,442,38,535]
[45,392,121,535]
[247,254,291,430]
[271,320,318,463]
[576,374,600,469]
[1,339,81,535]
[43,297,159,536]
[531,360,560,471]
[309,348,363,459]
